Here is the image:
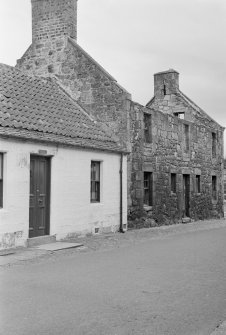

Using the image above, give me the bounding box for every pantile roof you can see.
[0,63,124,152]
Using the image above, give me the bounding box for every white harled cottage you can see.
[0,64,127,249]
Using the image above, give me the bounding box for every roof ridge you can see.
[0,63,16,72]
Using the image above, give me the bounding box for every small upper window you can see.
[0,154,3,208]
[163,84,167,96]
[144,113,152,143]
[174,112,185,120]
[91,161,100,202]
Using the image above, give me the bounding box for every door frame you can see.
[29,155,51,238]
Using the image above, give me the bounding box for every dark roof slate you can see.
[0,64,124,152]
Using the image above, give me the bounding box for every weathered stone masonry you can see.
[17,0,224,228]
[127,69,224,226]
[128,100,224,227]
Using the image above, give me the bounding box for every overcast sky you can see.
[0,0,225,154]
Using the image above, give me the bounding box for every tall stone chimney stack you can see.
[31,0,78,43]
[154,69,179,98]
[17,0,78,75]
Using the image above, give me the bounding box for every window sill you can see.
[144,143,153,148]
[143,205,153,212]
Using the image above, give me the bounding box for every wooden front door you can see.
[183,174,190,217]
[29,155,50,238]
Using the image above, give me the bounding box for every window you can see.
[183,124,189,152]
[163,84,167,96]
[144,113,152,143]
[91,161,100,202]
[195,175,201,193]
[212,176,217,200]
[0,154,3,208]
[174,112,185,120]
[171,173,176,193]
[144,172,153,206]
[212,133,217,158]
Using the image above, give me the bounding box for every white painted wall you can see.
[0,137,127,249]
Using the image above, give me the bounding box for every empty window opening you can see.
[144,172,153,206]
[212,133,217,158]
[183,124,189,152]
[144,113,152,143]
[171,173,176,193]
[212,176,217,200]
[163,84,167,95]
[174,112,185,120]
[196,175,201,193]
[91,161,100,202]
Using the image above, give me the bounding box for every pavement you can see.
[1,218,226,334]
[1,219,226,270]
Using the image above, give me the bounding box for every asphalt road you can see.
[1,225,226,335]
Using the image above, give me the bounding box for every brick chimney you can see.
[154,69,179,98]
[31,0,78,43]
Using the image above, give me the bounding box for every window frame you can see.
[144,172,153,206]
[90,161,101,203]
[0,153,3,208]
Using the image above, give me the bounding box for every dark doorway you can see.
[29,155,51,238]
[183,174,190,217]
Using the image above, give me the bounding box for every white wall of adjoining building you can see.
[0,137,127,249]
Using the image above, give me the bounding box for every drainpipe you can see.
[119,153,125,233]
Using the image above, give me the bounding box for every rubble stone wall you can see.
[128,102,224,228]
